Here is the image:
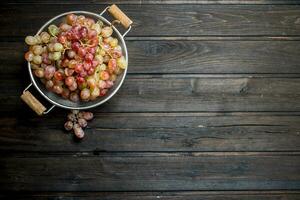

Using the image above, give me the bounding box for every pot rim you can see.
[27,10,128,110]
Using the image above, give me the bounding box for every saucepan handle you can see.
[100,4,133,37]
[21,83,55,115]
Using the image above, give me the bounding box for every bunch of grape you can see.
[64,110,94,138]
[24,14,127,102]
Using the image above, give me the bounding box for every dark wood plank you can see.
[1,5,300,37]
[1,112,300,152]
[2,40,300,74]
[2,191,300,200]
[6,0,300,5]
[1,152,299,191]
[1,76,300,113]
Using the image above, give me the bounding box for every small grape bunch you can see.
[64,110,94,138]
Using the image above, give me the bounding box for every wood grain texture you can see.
[1,153,300,191]
[1,76,300,113]
[2,40,300,75]
[5,0,300,5]
[1,5,300,37]
[2,191,300,200]
[0,112,300,152]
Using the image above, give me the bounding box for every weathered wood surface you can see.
[1,5,300,37]
[0,0,300,199]
[1,153,300,191]
[2,191,300,200]
[0,112,300,152]
[2,40,300,75]
[1,76,300,113]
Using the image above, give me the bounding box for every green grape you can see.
[117,56,127,69]
[52,52,61,61]
[33,55,42,64]
[48,24,60,36]
[35,35,42,44]
[25,36,37,45]
[53,43,63,51]
[32,45,43,55]
[40,32,50,43]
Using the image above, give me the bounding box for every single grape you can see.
[52,52,61,61]
[44,65,56,80]
[58,34,67,44]
[87,77,96,88]
[54,71,64,81]
[85,53,94,62]
[78,47,87,57]
[40,32,50,43]
[73,123,85,139]
[92,60,99,68]
[109,74,117,81]
[100,88,108,96]
[99,64,107,71]
[76,76,85,84]
[45,80,54,90]
[108,58,117,74]
[80,88,90,100]
[33,55,42,65]
[53,85,63,94]
[78,111,92,120]
[67,113,77,121]
[25,36,37,45]
[87,67,95,75]
[100,70,109,80]
[94,55,103,64]
[53,43,64,52]
[103,55,110,63]
[78,118,87,128]
[24,51,34,62]
[60,23,72,32]
[70,92,79,102]
[34,68,44,78]
[68,59,77,69]
[61,88,70,99]
[66,14,77,25]
[83,61,92,71]
[64,121,73,131]
[71,41,80,52]
[67,50,76,59]
[80,70,87,78]
[74,63,83,73]
[109,38,118,48]
[35,35,42,44]
[48,24,60,36]
[69,81,78,91]
[98,80,106,89]
[79,26,88,38]
[91,23,101,34]
[90,87,100,100]
[105,80,114,88]
[47,43,55,52]
[32,45,43,55]
[65,76,75,86]
[101,26,113,38]
[30,63,40,70]
[65,68,74,76]
[88,29,97,39]
[117,56,127,69]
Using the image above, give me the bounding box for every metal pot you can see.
[21,5,133,115]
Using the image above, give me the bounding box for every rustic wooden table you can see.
[1,0,300,199]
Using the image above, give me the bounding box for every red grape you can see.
[74,63,83,73]
[77,47,87,57]
[65,76,75,86]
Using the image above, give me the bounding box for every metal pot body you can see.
[26,10,129,112]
